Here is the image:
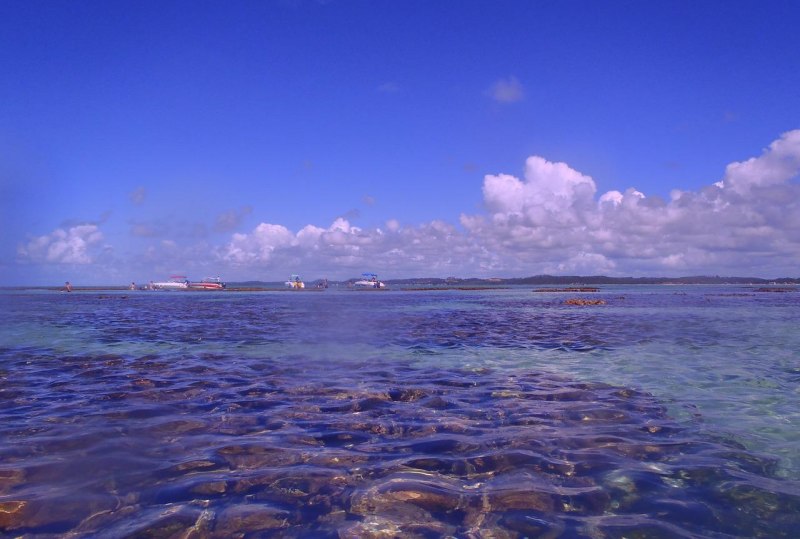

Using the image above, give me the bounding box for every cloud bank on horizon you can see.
[18,130,800,281]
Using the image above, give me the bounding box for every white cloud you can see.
[487,76,524,103]
[224,223,295,264]
[458,129,800,276]
[214,129,800,278]
[18,225,104,265]
[482,156,597,228]
[220,216,491,277]
[719,130,800,195]
[26,130,798,281]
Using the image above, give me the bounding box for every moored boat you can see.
[285,274,305,289]
[188,277,225,290]
[151,276,189,290]
[353,272,385,289]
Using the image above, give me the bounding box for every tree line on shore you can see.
[383,275,800,286]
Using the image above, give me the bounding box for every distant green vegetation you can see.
[382,275,800,286]
[227,275,799,288]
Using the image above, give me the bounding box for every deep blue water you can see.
[1,285,799,537]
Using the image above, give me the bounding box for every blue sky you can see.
[2,0,799,285]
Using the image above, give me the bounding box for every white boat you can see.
[353,272,385,289]
[151,275,189,290]
[285,274,305,289]
[188,277,225,290]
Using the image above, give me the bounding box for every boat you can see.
[188,277,226,290]
[151,275,189,290]
[353,272,385,289]
[285,274,305,289]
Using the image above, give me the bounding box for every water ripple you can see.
[1,348,798,537]
[1,289,799,537]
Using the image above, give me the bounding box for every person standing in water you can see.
[64,281,72,292]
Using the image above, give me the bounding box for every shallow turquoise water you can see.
[0,285,798,537]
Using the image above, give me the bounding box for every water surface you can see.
[1,286,798,537]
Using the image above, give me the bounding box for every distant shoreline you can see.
[2,274,798,291]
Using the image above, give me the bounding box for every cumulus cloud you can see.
[460,129,800,276]
[221,216,490,277]
[482,156,597,226]
[224,222,296,265]
[718,130,800,195]
[78,129,771,280]
[213,130,800,278]
[18,224,104,265]
[487,76,524,103]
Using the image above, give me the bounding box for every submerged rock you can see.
[350,473,465,517]
[564,298,606,306]
[213,504,291,536]
[0,500,27,530]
